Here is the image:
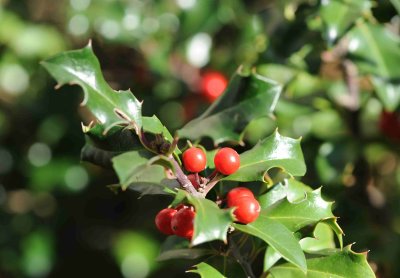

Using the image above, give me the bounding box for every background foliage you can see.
[0,0,399,277]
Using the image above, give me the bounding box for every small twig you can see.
[341,59,360,111]
[169,155,201,197]
[228,236,256,278]
[199,173,223,197]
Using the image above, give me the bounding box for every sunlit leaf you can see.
[234,217,307,273]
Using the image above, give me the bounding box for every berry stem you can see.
[169,155,201,197]
[199,173,223,197]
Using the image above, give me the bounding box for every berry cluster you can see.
[155,205,195,240]
[155,146,259,240]
[182,146,240,175]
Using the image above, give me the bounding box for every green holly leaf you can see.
[265,188,343,247]
[346,21,400,111]
[268,246,375,278]
[234,217,307,273]
[81,124,143,168]
[112,151,178,194]
[266,188,333,231]
[264,247,283,272]
[319,0,371,43]
[188,262,226,278]
[299,223,336,253]
[186,194,234,246]
[224,131,306,182]
[178,67,281,145]
[259,179,313,209]
[41,43,142,132]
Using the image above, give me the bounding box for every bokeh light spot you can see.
[64,166,89,191]
[28,143,52,167]
[68,15,89,36]
[0,64,29,95]
[186,33,212,67]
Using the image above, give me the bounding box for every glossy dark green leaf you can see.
[265,188,343,247]
[41,43,142,132]
[188,262,226,278]
[319,0,370,43]
[142,115,173,142]
[264,246,282,272]
[346,21,400,110]
[178,68,281,145]
[224,131,306,182]
[268,246,375,278]
[112,151,178,194]
[266,188,334,231]
[259,179,313,209]
[234,217,307,273]
[259,183,287,209]
[187,194,234,246]
[81,124,143,168]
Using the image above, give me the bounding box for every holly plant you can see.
[42,43,375,277]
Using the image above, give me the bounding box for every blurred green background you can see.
[0,0,399,277]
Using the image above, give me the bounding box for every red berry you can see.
[229,197,260,224]
[155,208,177,235]
[187,174,200,189]
[171,207,195,240]
[214,147,240,175]
[175,204,190,211]
[379,111,400,141]
[201,71,228,103]
[182,147,207,173]
[227,187,254,207]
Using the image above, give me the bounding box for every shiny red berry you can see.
[227,187,254,207]
[182,147,207,173]
[214,147,240,175]
[175,204,190,211]
[171,207,195,240]
[187,174,200,189]
[155,208,177,235]
[229,197,260,224]
[201,71,228,103]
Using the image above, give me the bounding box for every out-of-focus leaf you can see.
[21,230,54,277]
[112,231,159,276]
[346,21,400,110]
[391,0,400,14]
[187,194,234,246]
[158,249,213,261]
[157,236,213,261]
[188,262,226,278]
[224,131,306,182]
[234,217,307,273]
[41,44,142,132]
[319,0,371,43]
[178,68,281,145]
[268,246,375,278]
[112,151,177,194]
